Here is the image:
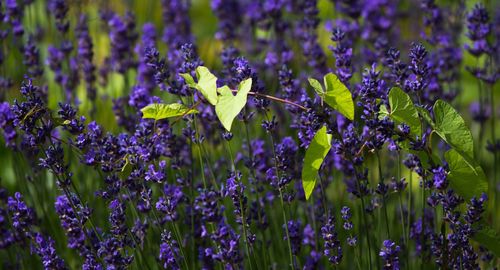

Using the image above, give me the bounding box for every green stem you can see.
[489,80,497,209]
[279,189,295,269]
[264,112,295,269]
[353,169,372,270]
[421,181,426,270]
[225,140,255,270]
[376,151,391,239]
[243,112,271,270]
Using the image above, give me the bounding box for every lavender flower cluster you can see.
[0,0,499,269]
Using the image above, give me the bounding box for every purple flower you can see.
[465,193,487,224]
[98,236,133,268]
[23,35,43,78]
[109,199,127,238]
[329,27,353,83]
[275,136,298,172]
[145,160,167,183]
[161,0,192,51]
[340,206,353,231]
[58,103,85,135]
[47,0,69,33]
[130,23,157,108]
[379,240,401,270]
[302,223,315,247]
[108,12,138,73]
[0,102,17,147]
[321,215,342,264]
[283,220,302,255]
[208,222,242,267]
[5,0,24,36]
[211,0,242,41]
[405,43,429,95]
[7,192,35,235]
[156,183,183,222]
[54,195,90,252]
[194,190,221,223]
[32,233,67,270]
[465,4,492,56]
[76,15,97,102]
[224,171,247,225]
[432,166,448,190]
[159,231,181,269]
[293,0,327,74]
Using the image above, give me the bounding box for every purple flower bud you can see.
[379,240,401,270]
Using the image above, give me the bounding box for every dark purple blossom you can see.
[76,15,97,102]
[7,192,35,235]
[156,183,184,222]
[283,220,302,255]
[23,35,43,78]
[321,215,342,265]
[379,240,401,270]
[432,166,448,190]
[108,12,138,73]
[32,233,67,270]
[159,231,181,270]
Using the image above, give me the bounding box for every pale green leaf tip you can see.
[222,122,233,132]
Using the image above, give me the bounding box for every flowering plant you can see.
[0,0,498,269]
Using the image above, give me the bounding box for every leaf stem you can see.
[231,89,308,111]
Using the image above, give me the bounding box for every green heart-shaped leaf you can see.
[308,77,325,96]
[433,100,474,161]
[323,73,355,120]
[387,87,422,137]
[215,78,252,131]
[141,103,198,120]
[302,126,332,200]
[444,149,487,200]
[195,66,218,105]
[180,73,197,88]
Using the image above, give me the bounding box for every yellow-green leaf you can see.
[445,149,488,200]
[415,106,435,129]
[180,73,197,88]
[308,77,325,96]
[195,66,218,105]
[434,100,474,161]
[473,227,500,258]
[387,87,421,137]
[141,103,198,120]
[323,73,355,120]
[302,126,332,200]
[215,78,252,131]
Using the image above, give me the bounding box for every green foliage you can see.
[386,87,421,137]
[180,67,253,131]
[307,73,355,120]
[140,103,198,120]
[415,100,486,201]
[323,73,355,120]
[415,106,435,130]
[433,100,474,161]
[302,126,332,200]
[444,149,488,200]
[180,73,197,88]
[195,66,219,105]
[473,227,500,258]
[416,100,476,169]
[215,78,253,131]
[120,155,133,179]
[180,66,219,105]
[307,77,325,103]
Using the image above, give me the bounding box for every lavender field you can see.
[0,0,499,269]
